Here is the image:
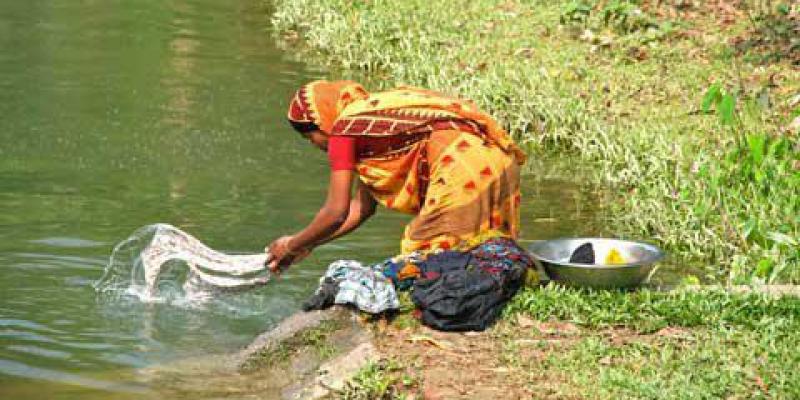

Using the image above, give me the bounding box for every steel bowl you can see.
[527,238,665,289]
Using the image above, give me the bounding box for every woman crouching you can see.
[266,80,533,331]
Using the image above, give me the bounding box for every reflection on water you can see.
[0,0,659,398]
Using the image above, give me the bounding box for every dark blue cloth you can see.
[411,238,532,331]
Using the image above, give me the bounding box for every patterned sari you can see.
[287,80,526,255]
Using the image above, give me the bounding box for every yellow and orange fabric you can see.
[288,80,526,255]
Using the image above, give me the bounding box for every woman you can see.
[267,80,532,330]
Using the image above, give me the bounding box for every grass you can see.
[340,358,418,400]
[271,0,800,284]
[239,319,342,372]
[498,285,800,398]
[504,284,800,332]
[342,285,800,398]
[501,327,800,399]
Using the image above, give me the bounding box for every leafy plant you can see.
[560,1,593,26]
[342,359,417,400]
[600,0,657,33]
[701,83,738,126]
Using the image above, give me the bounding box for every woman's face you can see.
[303,130,328,151]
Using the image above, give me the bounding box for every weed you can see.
[559,0,674,45]
[560,1,592,27]
[736,2,799,65]
[341,358,418,400]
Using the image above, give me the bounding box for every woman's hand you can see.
[265,236,310,274]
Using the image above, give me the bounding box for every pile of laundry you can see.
[303,237,533,331]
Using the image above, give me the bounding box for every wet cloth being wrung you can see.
[96,223,271,300]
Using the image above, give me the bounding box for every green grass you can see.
[519,328,800,399]
[500,285,800,398]
[271,0,800,283]
[239,319,342,372]
[504,284,800,332]
[344,286,800,398]
[340,358,418,400]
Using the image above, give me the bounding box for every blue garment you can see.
[411,238,533,331]
[319,260,400,314]
[374,252,424,290]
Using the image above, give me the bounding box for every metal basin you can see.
[527,238,665,289]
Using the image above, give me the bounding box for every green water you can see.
[0,1,609,398]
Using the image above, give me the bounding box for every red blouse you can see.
[327,135,358,171]
[327,131,432,171]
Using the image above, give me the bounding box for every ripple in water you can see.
[94,224,271,307]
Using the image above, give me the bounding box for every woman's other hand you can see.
[265,236,310,274]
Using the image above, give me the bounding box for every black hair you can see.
[289,120,319,134]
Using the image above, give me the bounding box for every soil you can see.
[367,314,695,400]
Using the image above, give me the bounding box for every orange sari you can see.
[288,80,525,254]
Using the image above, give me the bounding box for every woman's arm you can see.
[314,180,377,245]
[289,169,354,250]
[267,169,353,271]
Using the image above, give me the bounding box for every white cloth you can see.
[321,260,399,314]
[139,224,270,291]
[96,223,270,299]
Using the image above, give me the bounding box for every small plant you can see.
[341,359,417,400]
[600,0,657,33]
[560,1,593,26]
[701,83,738,126]
[697,79,799,282]
[559,0,672,46]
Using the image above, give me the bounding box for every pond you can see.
[0,0,615,398]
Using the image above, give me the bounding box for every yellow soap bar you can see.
[604,248,625,265]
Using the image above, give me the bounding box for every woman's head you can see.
[287,80,368,140]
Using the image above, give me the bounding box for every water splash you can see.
[94,224,270,304]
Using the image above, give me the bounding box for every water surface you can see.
[0,1,608,398]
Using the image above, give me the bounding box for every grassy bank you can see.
[341,286,800,399]
[502,286,800,398]
[271,0,799,283]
